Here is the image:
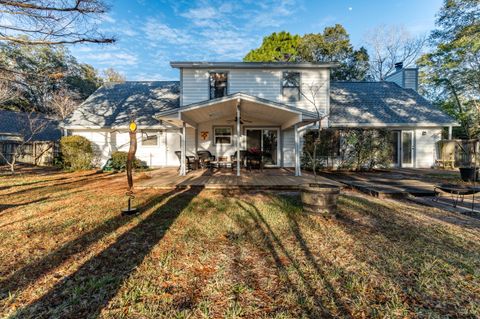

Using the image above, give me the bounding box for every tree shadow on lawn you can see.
[0,172,117,198]
[234,198,352,318]
[6,188,200,318]
[326,194,479,316]
[242,192,480,317]
[0,189,176,295]
[0,197,49,214]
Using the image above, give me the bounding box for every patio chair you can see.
[175,151,197,171]
[230,150,247,170]
[197,150,215,169]
[246,151,263,172]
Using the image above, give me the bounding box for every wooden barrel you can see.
[301,183,340,215]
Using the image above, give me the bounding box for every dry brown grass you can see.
[0,169,479,318]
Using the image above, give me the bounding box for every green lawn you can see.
[0,170,479,318]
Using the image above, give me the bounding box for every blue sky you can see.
[71,0,443,81]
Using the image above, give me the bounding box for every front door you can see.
[246,128,279,167]
[401,130,414,168]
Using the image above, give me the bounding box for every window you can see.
[213,127,232,145]
[282,72,301,102]
[141,131,158,146]
[209,72,227,99]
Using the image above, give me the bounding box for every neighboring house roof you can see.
[0,109,61,142]
[63,81,180,129]
[329,82,457,127]
[170,61,339,69]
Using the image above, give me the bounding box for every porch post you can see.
[294,124,301,176]
[195,126,199,156]
[180,122,186,176]
[448,126,453,140]
[236,99,241,177]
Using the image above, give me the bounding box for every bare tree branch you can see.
[48,88,78,120]
[364,25,426,80]
[0,0,115,46]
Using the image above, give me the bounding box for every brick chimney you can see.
[385,62,418,92]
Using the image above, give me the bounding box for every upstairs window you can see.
[209,72,228,99]
[282,72,301,102]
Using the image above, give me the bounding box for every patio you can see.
[137,167,341,190]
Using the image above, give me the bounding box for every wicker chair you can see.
[197,150,216,168]
[175,151,196,171]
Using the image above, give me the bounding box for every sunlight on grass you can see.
[0,171,479,318]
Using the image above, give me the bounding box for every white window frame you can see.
[213,126,232,145]
[141,130,159,147]
[282,71,301,102]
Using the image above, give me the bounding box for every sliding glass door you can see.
[246,128,279,167]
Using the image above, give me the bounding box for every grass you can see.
[0,169,479,318]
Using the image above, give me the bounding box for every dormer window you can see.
[209,72,227,99]
[282,72,301,102]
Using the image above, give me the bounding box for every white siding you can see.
[71,130,111,167]
[71,129,182,168]
[181,68,329,114]
[415,128,442,168]
[385,68,418,91]
[404,69,418,91]
[385,71,403,87]
[282,128,295,167]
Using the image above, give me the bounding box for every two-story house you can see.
[62,61,457,175]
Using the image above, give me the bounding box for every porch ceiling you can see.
[178,96,304,129]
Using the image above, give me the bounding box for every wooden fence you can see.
[0,141,59,166]
[436,139,479,168]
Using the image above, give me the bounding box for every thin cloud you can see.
[143,18,192,44]
[83,52,138,66]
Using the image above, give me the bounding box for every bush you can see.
[60,135,94,170]
[301,129,340,171]
[110,151,147,171]
[339,129,392,170]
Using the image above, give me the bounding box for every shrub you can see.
[339,129,392,170]
[301,129,340,171]
[110,151,147,171]
[60,135,94,170]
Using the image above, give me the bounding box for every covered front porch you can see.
[158,93,318,177]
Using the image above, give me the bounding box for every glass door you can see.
[389,131,400,167]
[246,128,279,167]
[401,131,414,167]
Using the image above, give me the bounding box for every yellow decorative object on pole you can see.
[122,119,138,215]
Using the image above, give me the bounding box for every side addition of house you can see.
[62,61,457,174]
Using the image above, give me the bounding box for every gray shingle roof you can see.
[63,81,180,128]
[330,82,456,126]
[0,110,61,141]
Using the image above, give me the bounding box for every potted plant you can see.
[295,79,340,216]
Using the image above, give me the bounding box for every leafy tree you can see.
[299,25,370,80]
[244,31,301,62]
[0,43,102,113]
[245,26,369,81]
[417,0,480,139]
[102,67,126,82]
